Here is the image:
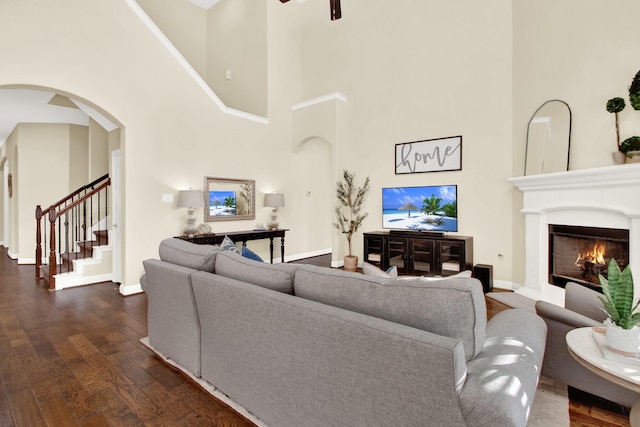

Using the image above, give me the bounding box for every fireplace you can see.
[510,163,640,306]
[548,224,629,291]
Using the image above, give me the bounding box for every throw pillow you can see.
[241,246,264,262]
[362,262,398,278]
[220,235,240,254]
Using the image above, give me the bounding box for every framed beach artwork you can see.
[204,177,255,222]
[395,135,462,174]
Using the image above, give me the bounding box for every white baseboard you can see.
[284,248,331,264]
[119,282,143,296]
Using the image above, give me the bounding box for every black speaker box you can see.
[473,264,493,293]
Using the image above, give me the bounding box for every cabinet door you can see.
[363,235,384,268]
[437,240,465,275]
[409,239,435,275]
[386,237,408,274]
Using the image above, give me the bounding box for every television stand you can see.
[363,231,472,276]
[389,229,445,238]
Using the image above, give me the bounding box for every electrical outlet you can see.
[162,194,174,203]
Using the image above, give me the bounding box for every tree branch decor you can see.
[333,170,370,257]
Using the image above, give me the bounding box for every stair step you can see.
[93,230,109,245]
[60,235,110,264]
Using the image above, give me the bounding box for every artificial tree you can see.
[334,170,370,270]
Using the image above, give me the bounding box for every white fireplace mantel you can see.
[509,163,640,306]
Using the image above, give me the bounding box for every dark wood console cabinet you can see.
[363,231,473,276]
[177,229,288,264]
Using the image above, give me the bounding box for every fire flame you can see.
[575,241,606,267]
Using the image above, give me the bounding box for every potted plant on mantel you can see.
[606,69,640,164]
[620,136,640,163]
[598,258,640,354]
[334,170,370,272]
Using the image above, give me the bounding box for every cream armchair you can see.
[535,282,637,408]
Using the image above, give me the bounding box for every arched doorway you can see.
[0,85,124,284]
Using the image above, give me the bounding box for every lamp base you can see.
[184,208,198,238]
[268,208,279,230]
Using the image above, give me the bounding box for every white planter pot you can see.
[605,321,640,354]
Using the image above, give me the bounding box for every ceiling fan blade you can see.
[279,0,290,3]
[330,0,341,20]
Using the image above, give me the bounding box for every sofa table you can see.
[177,229,289,264]
[566,327,640,426]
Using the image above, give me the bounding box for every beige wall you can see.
[89,118,109,180]
[69,124,89,190]
[1,0,638,292]
[137,0,208,77]
[207,0,268,116]
[7,124,72,261]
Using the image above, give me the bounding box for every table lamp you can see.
[177,189,204,237]
[264,193,285,230]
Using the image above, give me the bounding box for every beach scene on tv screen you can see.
[382,185,457,231]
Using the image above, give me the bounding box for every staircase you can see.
[36,175,113,290]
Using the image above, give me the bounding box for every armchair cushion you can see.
[535,300,602,329]
[564,282,607,322]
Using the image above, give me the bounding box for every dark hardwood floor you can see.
[0,248,254,426]
[0,250,631,426]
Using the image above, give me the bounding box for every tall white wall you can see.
[298,0,516,280]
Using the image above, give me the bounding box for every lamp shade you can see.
[177,190,204,208]
[264,193,285,208]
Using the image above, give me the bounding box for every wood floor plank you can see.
[5,388,47,427]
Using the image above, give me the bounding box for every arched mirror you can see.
[524,100,572,175]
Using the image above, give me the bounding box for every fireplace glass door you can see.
[548,224,629,291]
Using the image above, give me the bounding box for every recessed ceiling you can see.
[0,88,117,147]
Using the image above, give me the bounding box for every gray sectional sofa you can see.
[141,238,547,427]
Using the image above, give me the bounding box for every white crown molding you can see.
[189,0,220,9]
[291,92,347,111]
[124,0,268,125]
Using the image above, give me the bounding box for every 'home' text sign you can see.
[395,135,462,174]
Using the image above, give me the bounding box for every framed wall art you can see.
[395,135,462,174]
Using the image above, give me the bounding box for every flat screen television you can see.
[382,185,458,232]
[208,190,237,216]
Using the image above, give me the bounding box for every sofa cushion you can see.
[214,251,298,294]
[294,265,487,360]
[158,237,218,272]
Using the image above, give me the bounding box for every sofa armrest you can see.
[535,300,603,328]
[461,309,547,426]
